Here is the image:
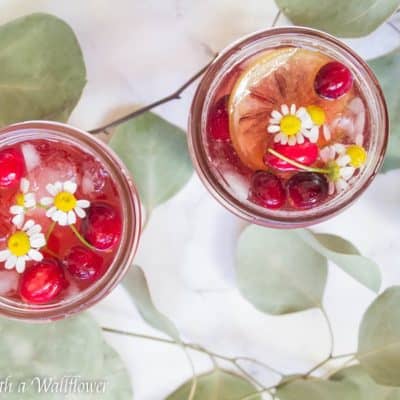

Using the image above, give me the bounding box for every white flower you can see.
[267,104,317,146]
[0,220,46,273]
[10,178,36,228]
[320,144,355,195]
[40,181,90,226]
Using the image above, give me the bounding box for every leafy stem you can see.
[69,224,100,252]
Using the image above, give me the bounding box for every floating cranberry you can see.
[264,141,319,172]
[83,203,122,250]
[287,172,328,209]
[314,61,353,99]
[0,147,25,189]
[19,259,67,304]
[248,171,286,209]
[207,95,230,141]
[65,246,104,281]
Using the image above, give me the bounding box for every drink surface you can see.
[0,138,123,305]
[206,47,369,212]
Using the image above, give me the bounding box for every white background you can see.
[1,1,400,398]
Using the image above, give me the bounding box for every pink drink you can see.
[0,122,141,318]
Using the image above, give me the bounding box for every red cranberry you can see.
[315,61,353,99]
[19,259,67,304]
[0,147,25,189]
[248,171,286,209]
[264,141,319,172]
[65,246,104,281]
[287,172,328,209]
[207,95,230,141]
[83,203,122,250]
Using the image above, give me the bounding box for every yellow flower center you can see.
[280,115,301,136]
[8,231,30,257]
[307,105,326,126]
[346,145,367,168]
[16,193,25,207]
[54,191,77,212]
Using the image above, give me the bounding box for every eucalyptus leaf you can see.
[166,369,261,400]
[0,13,86,125]
[123,265,180,341]
[369,49,400,171]
[236,225,327,315]
[298,230,381,293]
[332,365,400,400]
[275,0,400,38]
[277,378,358,400]
[110,112,193,214]
[358,286,400,386]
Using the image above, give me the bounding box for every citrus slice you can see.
[228,47,354,171]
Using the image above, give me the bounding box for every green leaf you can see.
[277,378,358,400]
[123,265,180,341]
[236,225,327,315]
[358,286,400,386]
[166,369,261,400]
[0,13,86,125]
[110,112,193,214]
[275,0,400,38]
[332,365,400,400]
[369,49,400,171]
[97,344,133,400]
[298,230,381,293]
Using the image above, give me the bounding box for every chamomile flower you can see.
[307,105,331,141]
[40,181,90,226]
[320,144,355,195]
[267,104,317,146]
[9,178,36,228]
[0,220,45,273]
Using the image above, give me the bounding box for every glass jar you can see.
[0,121,141,321]
[188,27,388,228]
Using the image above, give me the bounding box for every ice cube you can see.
[0,270,18,296]
[224,172,249,201]
[81,161,108,195]
[21,143,41,172]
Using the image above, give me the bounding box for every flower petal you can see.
[74,207,86,219]
[5,255,17,270]
[77,199,90,209]
[269,118,280,125]
[67,210,76,225]
[305,126,319,143]
[271,110,282,120]
[335,179,349,192]
[334,143,346,154]
[340,166,355,180]
[288,136,297,146]
[51,209,62,222]
[41,197,54,207]
[328,181,335,195]
[54,181,63,193]
[28,224,42,236]
[12,214,25,229]
[320,147,331,163]
[46,206,57,218]
[281,104,289,115]
[0,250,10,262]
[356,133,364,146]
[30,233,46,248]
[267,125,280,133]
[24,193,36,208]
[323,124,331,141]
[10,205,24,215]
[28,249,43,262]
[290,104,296,114]
[296,133,305,144]
[337,155,351,167]
[63,181,77,194]
[23,220,35,232]
[280,134,288,145]
[20,178,30,193]
[15,257,26,273]
[46,183,58,196]
[58,212,68,226]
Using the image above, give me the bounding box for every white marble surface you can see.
[1,1,400,399]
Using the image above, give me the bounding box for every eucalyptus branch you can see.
[89,57,217,134]
[321,307,335,357]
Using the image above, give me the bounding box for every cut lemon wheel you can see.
[228,48,353,171]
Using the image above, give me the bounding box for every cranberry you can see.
[264,141,319,172]
[315,61,353,99]
[207,95,230,141]
[83,203,122,250]
[19,259,67,304]
[248,171,286,209]
[65,246,104,281]
[287,172,328,209]
[0,147,25,189]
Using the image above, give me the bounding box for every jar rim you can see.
[0,120,142,321]
[188,26,389,228]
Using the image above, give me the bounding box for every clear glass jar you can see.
[0,121,141,321]
[188,27,388,228]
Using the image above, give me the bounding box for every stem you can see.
[321,307,334,357]
[267,148,331,174]
[88,57,217,134]
[70,224,105,252]
[271,10,282,27]
[45,221,56,241]
[323,355,357,379]
[43,247,59,259]
[237,385,275,400]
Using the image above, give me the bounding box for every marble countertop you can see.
[2,1,400,399]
